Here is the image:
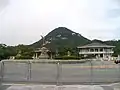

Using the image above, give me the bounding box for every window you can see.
[100,49,103,51]
[90,49,94,52]
[95,49,98,52]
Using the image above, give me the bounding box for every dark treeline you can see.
[0,44,34,60]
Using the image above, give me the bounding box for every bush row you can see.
[54,55,80,60]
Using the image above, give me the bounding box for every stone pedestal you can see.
[38,52,49,59]
[33,47,50,59]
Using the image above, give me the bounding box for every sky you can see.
[0,0,120,46]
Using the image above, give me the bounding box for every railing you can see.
[0,59,120,85]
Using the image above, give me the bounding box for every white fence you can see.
[0,59,120,85]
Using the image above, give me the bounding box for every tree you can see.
[0,44,17,60]
[15,44,34,59]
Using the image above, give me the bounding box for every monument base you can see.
[38,54,49,59]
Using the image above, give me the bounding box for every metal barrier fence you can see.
[0,59,120,85]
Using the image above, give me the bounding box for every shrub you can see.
[54,55,80,60]
[62,55,80,60]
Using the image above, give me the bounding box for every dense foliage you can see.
[15,44,34,59]
[0,44,17,60]
[0,44,34,60]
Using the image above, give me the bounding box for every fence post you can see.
[27,61,31,81]
[56,60,62,86]
[29,61,31,81]
[90,59,93,84]
[0,61,2,85]
[119,63,120,81]
[0,62,4,82]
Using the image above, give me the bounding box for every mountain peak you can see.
[31,27,90,50]
[47,27,75,36]
[53,27,74,32]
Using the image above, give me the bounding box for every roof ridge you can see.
[78,42,115,48]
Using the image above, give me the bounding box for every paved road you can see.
[0,60,120,85]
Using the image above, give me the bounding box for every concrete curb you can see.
[1,83,120,90]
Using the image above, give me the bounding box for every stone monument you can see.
[33,35,50,59]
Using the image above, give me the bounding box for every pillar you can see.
[103,54,105,59]
[98,48,100,52]
[36,53,38,59]
[89,48,90,52]
[103,48,105,52]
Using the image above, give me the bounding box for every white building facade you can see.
[77,42,115,59]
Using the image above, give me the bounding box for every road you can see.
[0,60,120,85]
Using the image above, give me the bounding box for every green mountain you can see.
[30,27,90,51]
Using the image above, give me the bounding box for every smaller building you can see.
[77,42,115,59]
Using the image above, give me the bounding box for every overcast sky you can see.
[0,0,120,46]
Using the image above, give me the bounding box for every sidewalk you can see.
[0,83,120,90]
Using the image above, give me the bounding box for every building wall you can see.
[79,47,114,59]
